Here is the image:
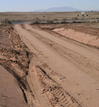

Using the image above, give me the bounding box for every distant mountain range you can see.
[34,6,80,12]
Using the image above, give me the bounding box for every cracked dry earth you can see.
[0,24,99,107]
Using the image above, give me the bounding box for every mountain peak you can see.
[35,6,80,12]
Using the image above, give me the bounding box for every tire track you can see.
[28,25,99,64]
[23,25,99,81]
[14,24,99,107]
[36,66,81,107]
[20,25,82,107]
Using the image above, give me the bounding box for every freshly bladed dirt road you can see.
[14,24,99,107]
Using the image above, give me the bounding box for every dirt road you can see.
[14,24,99,107]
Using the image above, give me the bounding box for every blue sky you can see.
[0,0,99,12]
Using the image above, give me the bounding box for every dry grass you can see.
[0,12,99,24]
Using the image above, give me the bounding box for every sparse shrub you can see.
[77,14,79,17]
[1,19,12,25]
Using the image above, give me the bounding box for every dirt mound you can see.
[53,26,99,48]
[0,26,33,107]
[0,65,27,107]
